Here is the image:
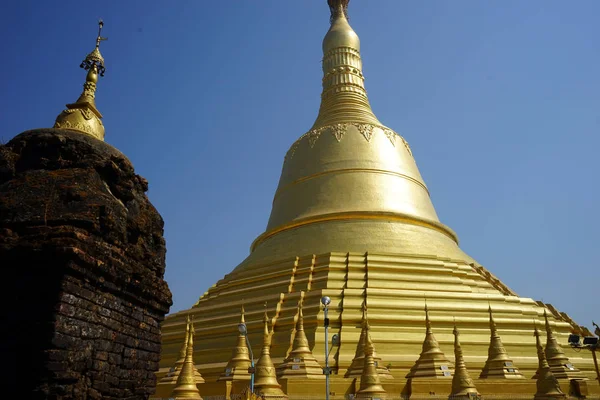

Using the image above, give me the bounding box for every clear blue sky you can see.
[1,1,598,330]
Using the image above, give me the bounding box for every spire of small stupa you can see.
[406,302,453,379]
[219,306,252,382]
[54,20,107,141]
[345,303,393,379]
[356,321,387,399]
[480,306,524,379]
[542,309,583,379]
[450,323,480,399]
[277,293,324,380]
[534,324,566,400]
[171,317,203,400]
[253,304,287,399]
[160,315,204,386]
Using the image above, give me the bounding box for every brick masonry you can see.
[0,129,172,399]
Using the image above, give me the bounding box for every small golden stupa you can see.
[533,326,566,400]
[479,306,524,379]
[155,1,600,398]
[171,317,203,400]
[159,315,205,387]
[450,324,480,399]
[405,303,453,379]
[356,327,387,399]
[53,20,107,141]
[542,310,583,380]
[277,294,324,380]
[345,306,393,380]
[253,307,288,399]
[218,306,252,383]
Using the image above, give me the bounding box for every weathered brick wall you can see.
[0,129,172,399]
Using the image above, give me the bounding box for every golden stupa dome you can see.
[247,0,467,266]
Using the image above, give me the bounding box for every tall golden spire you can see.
[356,326,387,399]
[406,302,453,379]
[313,0,380,129]
[345,304,392,379]
[54,20,107,141]
[450,323,480,399]
[479,306,524,379]
[171,317,203,400]
[253,305,287,398]
[159,316,204,386]
[542,309,583,380]
[277,294,324,380]
[533,325,566,400]
[219,306,252,382]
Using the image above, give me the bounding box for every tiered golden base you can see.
[156,251,598,399]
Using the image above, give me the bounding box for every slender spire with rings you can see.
[54,20,108,141]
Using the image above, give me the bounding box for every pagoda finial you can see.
[179,315,191,363]
[327,0,349,23]
[362,301,369,329]
[171,316,203,400]
[313,0,380,130]
[450,323,480,399]
[424,301,432,333]
[54,20,108,141]
[488,305,495,331]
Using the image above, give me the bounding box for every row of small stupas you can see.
[159,294,582,399]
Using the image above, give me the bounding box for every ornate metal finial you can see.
[81,19,108,76]
[327,0,349,23]
[53,20,108,140]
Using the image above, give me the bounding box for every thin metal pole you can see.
[245,335,255,393]
[592,347,600,386]
[324,305,330,400]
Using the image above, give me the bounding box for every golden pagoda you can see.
[154,1,600,398]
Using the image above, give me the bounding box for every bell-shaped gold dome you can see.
[249,0,464,266]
